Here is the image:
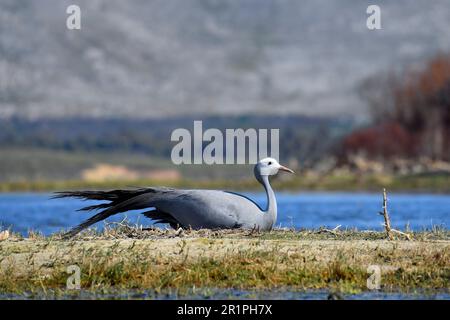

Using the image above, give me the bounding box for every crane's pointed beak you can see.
[279,165,295,174]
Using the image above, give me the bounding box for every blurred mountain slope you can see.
[1,0,450,119]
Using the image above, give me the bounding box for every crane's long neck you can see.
[261,175,277,227]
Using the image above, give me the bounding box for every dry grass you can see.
[0,225,449,297]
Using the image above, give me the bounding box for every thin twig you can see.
[174,227,184,237]
[247,224,260,236]
[332,225,342,232]
[379,188,393,240]
[316,225,341,235]
[390,228,412,241]
[379,188,411,241]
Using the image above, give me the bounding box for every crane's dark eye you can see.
[268,161,272,165]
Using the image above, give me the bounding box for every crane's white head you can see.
[254,157,295,180]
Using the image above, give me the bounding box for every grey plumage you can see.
[54,158,294,238]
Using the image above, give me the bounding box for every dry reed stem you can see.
[379,188,411,241]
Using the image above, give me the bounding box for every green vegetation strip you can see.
[0,172,449,193]
[0,228,448,296]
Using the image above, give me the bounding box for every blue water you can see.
[0,192,448,236]
[2,288,449,300]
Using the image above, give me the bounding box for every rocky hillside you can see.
[1,0,450,119]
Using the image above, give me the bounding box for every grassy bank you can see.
[1,147,449,193]
[0,227,448,297]
[0,172,449,193]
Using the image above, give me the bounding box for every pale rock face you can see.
[1,0,450,120]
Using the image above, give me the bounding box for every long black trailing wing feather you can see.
[53,188,171,212]
[56,187,179,238]
[52,188,156,201]
[63,193,153,238]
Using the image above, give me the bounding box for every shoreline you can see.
[0,170,449,193]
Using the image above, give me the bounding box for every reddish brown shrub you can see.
[343,122,418,160]
[350,53,450,161]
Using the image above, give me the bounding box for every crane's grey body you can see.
[55,158,293,238]
[147,185,275,230]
